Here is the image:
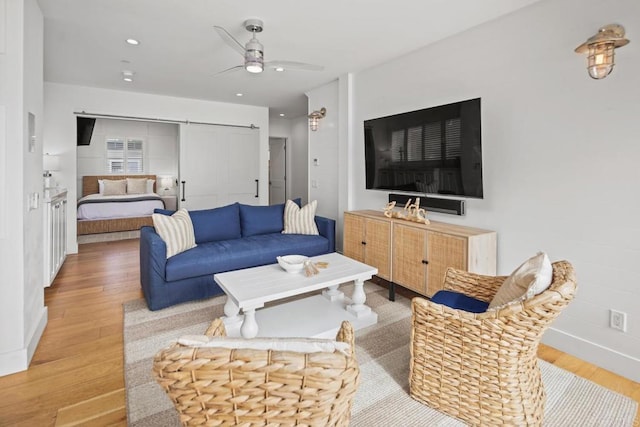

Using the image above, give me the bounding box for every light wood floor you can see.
[0,238,637,426]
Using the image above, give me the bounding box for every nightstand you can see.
[160,195,177,211]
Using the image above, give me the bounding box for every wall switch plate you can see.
[610,309,627,332]
[311,180,318,188]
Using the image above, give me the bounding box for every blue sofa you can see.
[139,201,336,310]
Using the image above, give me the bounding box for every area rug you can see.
[124,283,637,426]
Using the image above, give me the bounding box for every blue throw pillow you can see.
[430,290,489,313]
[154,203,241,244]
[239,198,301,237]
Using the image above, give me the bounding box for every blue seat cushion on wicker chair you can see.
[430,290,489,313]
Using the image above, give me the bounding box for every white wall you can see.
[76,118,179,195]
[307,81,340,225]
[289,115,309,204]
[0,0,48,377]
[43,83,269,254]
[344,0,640,381]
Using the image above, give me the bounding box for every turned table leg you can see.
[347,279,372,318]
[322,284,344,302]
[224,297,242,325]
[240,309,259,338]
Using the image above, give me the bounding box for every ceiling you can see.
[38,0,542,121]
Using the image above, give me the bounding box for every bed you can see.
[77,174,165,235]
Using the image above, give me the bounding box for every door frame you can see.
[269,136,287,205]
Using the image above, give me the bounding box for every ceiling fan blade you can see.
[213,26,245,57]
[214,65,244,76]
[266,61,324,72]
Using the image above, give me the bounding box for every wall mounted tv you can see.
[364,98,483,199]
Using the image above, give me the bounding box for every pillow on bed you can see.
[98,179,104,195]
[103,179,127,196]
[146,179,155,193]
[126,178,148,195]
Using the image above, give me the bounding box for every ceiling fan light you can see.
[245,37,264,73]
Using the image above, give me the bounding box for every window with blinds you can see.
[390,118,460,163]
[106,137,144,173]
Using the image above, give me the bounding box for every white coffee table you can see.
[214,252,378,338]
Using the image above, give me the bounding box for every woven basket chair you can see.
[153,319,360,427]
[410,260,577,426]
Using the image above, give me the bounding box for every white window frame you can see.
[105,136,145,174]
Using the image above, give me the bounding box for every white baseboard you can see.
[543,327,640,383]
[0,306,48,377]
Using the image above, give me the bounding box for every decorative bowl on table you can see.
[277,255,308,273]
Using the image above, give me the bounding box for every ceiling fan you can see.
[213,19,324,75]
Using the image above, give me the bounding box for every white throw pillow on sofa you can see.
[282,199,319,235]
[152,208,197,258]
[488,251,553,309]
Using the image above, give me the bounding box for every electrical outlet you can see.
[610,309,627,332]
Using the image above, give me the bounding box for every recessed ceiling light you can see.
[275,67,285,72]
[126,38,140,45]
[279,113,285,117]
[122,71,134,82]
[236,93,243,97]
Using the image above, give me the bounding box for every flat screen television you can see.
[364,98,483,198]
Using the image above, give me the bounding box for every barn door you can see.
[179,124,259,210]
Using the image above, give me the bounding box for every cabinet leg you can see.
[389,282,395,302]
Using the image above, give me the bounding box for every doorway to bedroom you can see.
[76,118,179,244]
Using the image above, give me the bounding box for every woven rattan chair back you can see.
[153,319,360,427]
[410,260,577,426]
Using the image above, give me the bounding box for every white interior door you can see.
[269,137,286,205]
[179,124,259,210]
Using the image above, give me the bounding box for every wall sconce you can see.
[308,108,326,131]
[575,24,629,80]
[43,153,60,188]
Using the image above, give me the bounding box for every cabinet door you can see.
[343,214,365,263]
[426,231,467,296]
[364,218,391,280]
[392,223,427,294]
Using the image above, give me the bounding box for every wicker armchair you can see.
[410,260,577,426]
[153,319,360,427]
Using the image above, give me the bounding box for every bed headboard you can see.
[82,175,157,197]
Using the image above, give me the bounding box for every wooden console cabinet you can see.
[343,211,391,280]
[343,210,496,298]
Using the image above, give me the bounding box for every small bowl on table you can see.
[277,255,308,273]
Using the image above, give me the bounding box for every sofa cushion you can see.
[165,233,329,282]
[155,203,241,244]
[431,290,489,313]
[282,199,319,235]
[152,208,197,258]
[239,199,301,237]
